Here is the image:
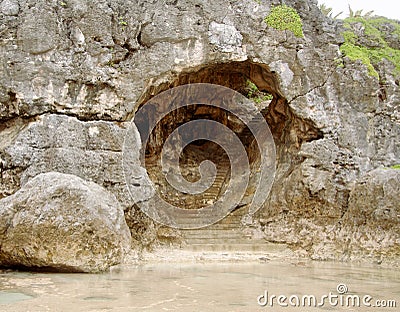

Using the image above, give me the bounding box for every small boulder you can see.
[0,0,19,16]
[0,172,131,272]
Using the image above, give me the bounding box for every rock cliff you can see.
[0,0,399,270]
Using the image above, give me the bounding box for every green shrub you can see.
[340,16,400,79]
[265,5,304,38]
[246,80,273,103]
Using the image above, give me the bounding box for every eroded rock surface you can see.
[0,0,399,266]
[0,172,131,272]
[338,169,400,260]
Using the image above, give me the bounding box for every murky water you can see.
[0,261,398,311]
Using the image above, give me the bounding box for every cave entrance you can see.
[135,61,279,211]
[134,60,323,221]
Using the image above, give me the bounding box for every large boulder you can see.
[0,172,131,272]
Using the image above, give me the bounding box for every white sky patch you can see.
[317,0,399,20]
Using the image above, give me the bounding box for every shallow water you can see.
[0,261,398,311]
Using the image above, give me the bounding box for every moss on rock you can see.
[340,16,400,79]
[265,5,304,38]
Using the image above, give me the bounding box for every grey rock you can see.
[0,172,131,272]
[345,169,400,228]
[70,26,86,48]
[1,114,132,208]
[378,21,400,50]
[269,61,294,88]
[0,0,19,16]
[16,2,58,54]
[208,21,243,53]
[140,7,203,47]
[0,0,398,263]
[332,169,400,264]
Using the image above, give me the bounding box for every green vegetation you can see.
[390,164,400,169]
[319,4,374,20]
[347,5,374,18]
[340,16,400,78]
[118,17,128,27]
[106,60,115,67]
[245,80,273,104]
[318,4,399,79]
[265,5,304,38]
[318,3,342,19]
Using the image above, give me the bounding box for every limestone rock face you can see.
[298,169,400,263]
[0,0,399,264]
[337,169,400,261]
[0,0,19,16]
[0,172,131,272]
[346,169,400,228]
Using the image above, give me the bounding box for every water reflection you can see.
[0,261,398,311]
